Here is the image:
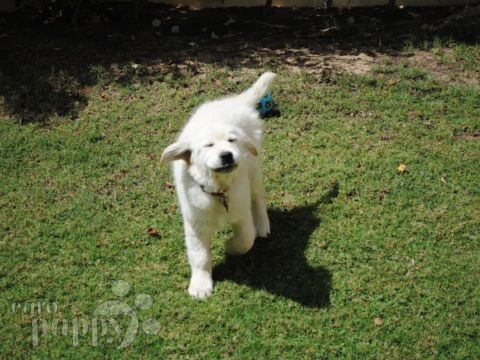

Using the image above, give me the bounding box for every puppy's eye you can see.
[205,143,214,148]
[228,138,236,143]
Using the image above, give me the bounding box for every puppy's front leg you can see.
[226,215,256,255]
[250,160,270,238]
[184,222,214,299]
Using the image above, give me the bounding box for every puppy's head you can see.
[161,125,257,178]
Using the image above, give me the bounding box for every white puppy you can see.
[160,72,276,299]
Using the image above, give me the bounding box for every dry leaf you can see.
[147,227,160,237]
[378,188,390,201]
[163,203,178,215]
[397,164,408,173]
[374,317,383,326]
[346,189,360,201]
[165,182,175,190]
[440,176,446,184]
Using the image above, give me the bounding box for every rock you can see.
[224,17,236,26]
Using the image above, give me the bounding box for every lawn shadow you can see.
[214,193,337,308]
[2,5,478,123]
[0,58,89,124]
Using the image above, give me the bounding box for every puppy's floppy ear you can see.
[239,134,258,157]
[160,142,191,166]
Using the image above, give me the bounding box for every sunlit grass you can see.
[1,48,479,358]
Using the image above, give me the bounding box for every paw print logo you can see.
[93,280,160,349]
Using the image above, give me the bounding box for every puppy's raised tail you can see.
[238,72,276,107]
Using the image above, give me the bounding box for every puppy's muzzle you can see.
[214,151,237,173]
[220,151,234,166]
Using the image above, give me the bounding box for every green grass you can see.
[1,48,480,358]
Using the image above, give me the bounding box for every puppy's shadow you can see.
[214,187,337,308]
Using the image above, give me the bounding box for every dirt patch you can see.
[325,52,376,75]
[455,134,480,140]
[402,50,479,87]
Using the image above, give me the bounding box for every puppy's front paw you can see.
[225,237,254,255]
[188,273,213,299]
[255,214,270,238]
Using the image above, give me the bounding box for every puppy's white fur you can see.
[161,72,276,299]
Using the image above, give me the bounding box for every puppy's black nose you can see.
[220,151,234,165]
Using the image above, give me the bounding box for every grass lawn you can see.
[1,6,480,359]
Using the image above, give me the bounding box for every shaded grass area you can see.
[1,5,480,123]
[1,9,480,357]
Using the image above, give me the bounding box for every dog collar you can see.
[200,185,229,212]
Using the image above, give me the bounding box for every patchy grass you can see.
[1,8,480,358]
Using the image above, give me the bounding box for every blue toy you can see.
[256,92,275,117]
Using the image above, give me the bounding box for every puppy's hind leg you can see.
[250,160,270,238]
[184,222,214,299]
[226,215,256,255]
